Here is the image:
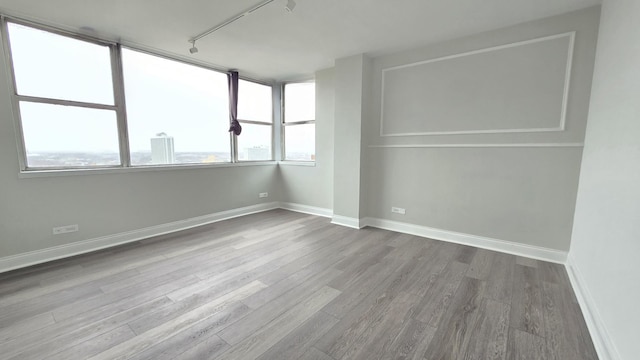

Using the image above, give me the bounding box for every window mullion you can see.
[274,84,283,162]
[283,120,315,126]
[111,44,131,167]
[14,95,118,111]
[1,16,28,171]
[231,133,238,163]
[237,119,272,126]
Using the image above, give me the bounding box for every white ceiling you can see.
[0,0,600,82]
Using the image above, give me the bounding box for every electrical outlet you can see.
[391,207,406,215]
[53,224,79,235]
[259,192,269,198]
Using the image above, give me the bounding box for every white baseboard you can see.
[362,217,567,264]
[565,254,621,360]
[0,202,280,274]
[0,203,567,273]
[331,215,364,229]
[1,200,612,360]
[278,202,332,218]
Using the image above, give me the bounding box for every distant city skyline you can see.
[25,148,315,168]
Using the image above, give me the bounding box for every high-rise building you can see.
[150,133,175,164]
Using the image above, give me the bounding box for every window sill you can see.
[278,161,316,167]
[18,161,278,179]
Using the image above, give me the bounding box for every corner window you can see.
[6,22,120,168]
[237,80,273,161]
[3,19,275,173]
[283,82,315,161]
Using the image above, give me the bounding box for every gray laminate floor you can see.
[0,210,598,359]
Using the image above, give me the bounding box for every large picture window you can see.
[3,19,274,171]
[122,49,230,165]
[283,82,315,161]
[6,21,120,169]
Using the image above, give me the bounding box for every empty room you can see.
[0,0,637,359]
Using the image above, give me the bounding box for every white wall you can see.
[361,7,600,251]
[569,0,640,359]
[0,36,279,259]
[331,54,370,220]
[278,67,334,210]
[380,33,573,135]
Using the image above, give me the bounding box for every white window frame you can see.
[2,17,130,171]
[235,79,275,162]
[0,15,275,174]
[282,81,316,162]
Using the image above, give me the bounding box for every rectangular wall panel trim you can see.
[380,32,575,137]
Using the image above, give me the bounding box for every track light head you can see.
[285,0,296,12]
[188,40,198,54]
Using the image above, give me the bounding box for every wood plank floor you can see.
[0,210,598,359]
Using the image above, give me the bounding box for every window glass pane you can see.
[7,23,114,105]
[237,123,272,161]
[122,49,230,165]
[20,102,120,168]
[284,82,315,122]
[285,124,315,161]
[238,80,272,123]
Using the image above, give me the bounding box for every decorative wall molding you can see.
[565,254,622,360]
[278,202,332,218]
[380,127,567,137]
[362,217,567,263]
[331,215,364,229]
[0,202,280,274]
[369,143,584,149]
[380,32,575,137]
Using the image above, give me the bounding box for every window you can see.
[3,19,275,172]
[6,21,121,168]
[236,80,273,161]
[283,82,315,161]
[122,49,230,165]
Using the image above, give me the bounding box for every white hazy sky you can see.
[9,22,315,156]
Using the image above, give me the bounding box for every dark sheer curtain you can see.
[227,71,242,136]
